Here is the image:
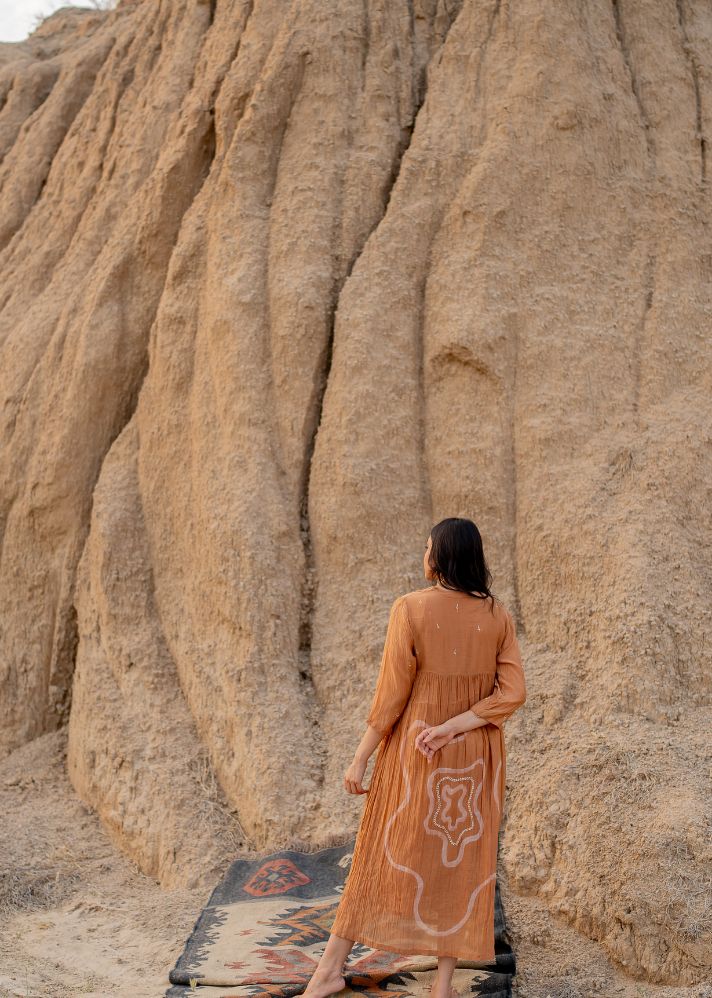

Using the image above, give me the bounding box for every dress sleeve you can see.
[469,607,526,729]
[366,596,417,740]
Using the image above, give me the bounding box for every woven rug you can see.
[166,840,516,997]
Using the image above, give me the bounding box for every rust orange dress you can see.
[330,583,527,961]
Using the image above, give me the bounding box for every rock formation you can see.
[0,0,709,984]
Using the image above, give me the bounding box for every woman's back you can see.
[365,585,524,738]
[333,579,526,961]
[404,584,506,677]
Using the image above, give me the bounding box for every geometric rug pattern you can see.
[166,841,516,997]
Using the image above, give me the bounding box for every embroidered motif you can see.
[431,777,474,846]
[382,720,496,938]
[424,759,485,866]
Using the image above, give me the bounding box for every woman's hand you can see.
[344,756,369,794]
[415,721,456,760]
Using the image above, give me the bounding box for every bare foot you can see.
[300,968,346,998]
[430,984,460,998]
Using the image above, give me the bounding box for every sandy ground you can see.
[0,729,709,998]
[0,730,209,998]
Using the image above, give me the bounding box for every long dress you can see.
[330,583,527,961]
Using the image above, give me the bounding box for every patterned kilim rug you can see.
[166,840,516,998]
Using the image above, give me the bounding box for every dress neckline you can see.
[433,583,488,598]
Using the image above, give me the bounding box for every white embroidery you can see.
[431,777,476,847]
[424,760,485,865]
[382,720,496,938]
[493,758,502,815]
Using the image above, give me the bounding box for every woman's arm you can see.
[354,724,386,764]
[414,707,489,759]
[343,724,384,795]
[364,596,417,739]
[344,596,417,795]
[449,707,491,735]
[467,609,526,728]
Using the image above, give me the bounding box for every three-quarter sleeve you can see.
[366,595,417,740]
[469,607,526,729]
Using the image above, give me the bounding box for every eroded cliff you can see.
[0,0,710,984]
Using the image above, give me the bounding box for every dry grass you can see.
[659,838,712,942]
[30,0,118,34]
[586,746,662,810]
[0,863,81,916]
[185,750,250,855]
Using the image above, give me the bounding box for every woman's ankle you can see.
[315,963,345,979]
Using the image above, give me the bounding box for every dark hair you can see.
[428,517,498,612]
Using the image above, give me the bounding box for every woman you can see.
[301,517,527,998]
